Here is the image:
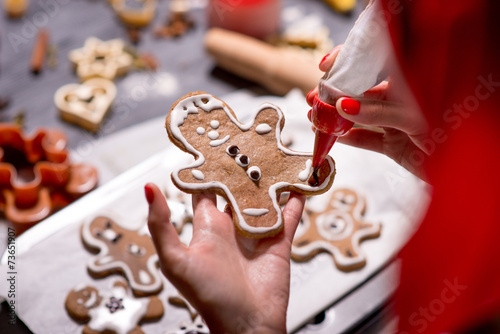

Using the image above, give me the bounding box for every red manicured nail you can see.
[340,98,360,115]
[319,53,330,66]
[144,184,154,204]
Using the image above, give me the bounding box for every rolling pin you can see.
[204,27,324,96]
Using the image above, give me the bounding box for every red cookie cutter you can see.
[0,123,98,234]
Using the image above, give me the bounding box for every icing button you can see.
[226,145,239,156]
[55,78,117,133]
[247,166,261,181]
[235,154,249,167]
[69,37,134,81]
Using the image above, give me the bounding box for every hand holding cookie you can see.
[145,183,305,334]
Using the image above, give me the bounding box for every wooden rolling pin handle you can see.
[204,28,323,96]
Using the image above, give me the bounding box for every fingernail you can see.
[319,53,330,66]
[144,184,154,204]
[340,98,360,115]
[307,108,312,122]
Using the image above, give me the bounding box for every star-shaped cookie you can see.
[69,37,134,81]
[166,92,336,238]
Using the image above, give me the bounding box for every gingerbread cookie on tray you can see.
[165,92,335,238]
[81,216,163,296]
[65,279,164,334]
[292,188,382,271]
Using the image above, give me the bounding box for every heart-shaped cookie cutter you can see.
[0,123,99,234]
[55,78,117,133]
[111,0,158,28]
[69,37,134,81]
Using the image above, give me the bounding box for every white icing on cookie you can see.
[98,255,113,265]
[255,123,272,134]
[85,291,98,308]
[208,130,219,140]
[247,166,261,181]
[139,270,152,284]
[243,208,269,216]
[235,154,250,167]
[82,217,162,295]
[191,170,205,180]
[169,94,335,236]
[210,120,220,129]
[102,229,118,241]
[196,127,205,135]
[210,135,230,147]
[298,159,313,181]
[88,285,149,334]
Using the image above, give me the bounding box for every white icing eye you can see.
[236,154,249,167]
[247,166,261,181]
[210,120,220,129]
[208,130,219,140]
[191,170,205,180]
[77,298,84,305]
[196,127,205,135]
[226,145,239,156]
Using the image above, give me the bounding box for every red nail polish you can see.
[319,53,330,66]
[307,108,312,122]
[340,98,360,115]
[144,185,154,204]
[306,89,315,105]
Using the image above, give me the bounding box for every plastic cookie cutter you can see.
[69,37,134,81]
[291,188,382,271]
[111,0,158,28]
[0,123,98,234]
[54,78,117,133]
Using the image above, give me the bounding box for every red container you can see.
[206,0,281,39]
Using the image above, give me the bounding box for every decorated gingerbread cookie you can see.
[81,216,163,296]
[65,279,164,334]
[165,92,335,238]
[292,188,381,271]
[166,293,209,334]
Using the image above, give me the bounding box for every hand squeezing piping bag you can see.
[309,0,391,183]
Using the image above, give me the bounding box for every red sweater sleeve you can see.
[382,0,500,332]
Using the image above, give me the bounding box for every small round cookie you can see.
[165,92,336,238]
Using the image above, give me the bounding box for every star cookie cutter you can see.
[292,188,382,271]
[69,37,134,81]
[166,92,335,238]
[55,78,117,133]
[111,0,158,28]
[0,123,98,234]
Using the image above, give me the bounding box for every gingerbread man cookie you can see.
[166,293,209,334]
[69,37,134,81]
[166,92,335,238]
[81,216,163,296]
[65,280,164,334]
[292,188,381,271]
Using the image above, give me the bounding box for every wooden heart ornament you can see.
[55,78,117,133]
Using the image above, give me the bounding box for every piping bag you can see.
[309,0,391,184]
